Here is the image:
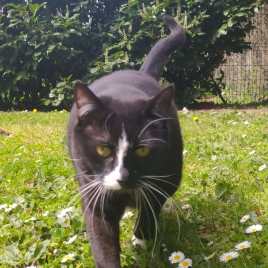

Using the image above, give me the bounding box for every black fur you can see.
[67,16,185,268]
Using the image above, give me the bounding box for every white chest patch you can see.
[103,126,129,190]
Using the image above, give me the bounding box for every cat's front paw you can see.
[132,235,147,248]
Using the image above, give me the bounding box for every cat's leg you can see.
[83,205,124,268]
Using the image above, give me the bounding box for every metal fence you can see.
[207,5,268,104]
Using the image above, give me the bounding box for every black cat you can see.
[67,15,185,268]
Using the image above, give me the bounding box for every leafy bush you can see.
[0,0,265,110]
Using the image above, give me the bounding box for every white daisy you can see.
[64,235,78,245]
[207,241,213,246]
[183,150,188,155]
[259,164,266,171]
[61,253,75,263]
[163,200,173,211]
[242,134,246,137]
[123,211,134,219]
[181,204,191,209]
[179,258,192,267]
[43,211,49,217]
[249,150,255,155]
[64,207,74,213]
[244,121,249,125]
[235,241,251,250]
[204,252,216,260]
[211,155,217,160]
[57,207,75,218]
[182,107,189,114]
[0,204,8,210]
[25,266,37,268]
[245,224,262,233]
[219,251,239,262]
[25,217,36,222]
[5,203,18,212]
[169,251,185,264]
[240,215,250,223]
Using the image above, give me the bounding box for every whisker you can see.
[140,181,166,251]
[104,112,114,138]
[140,187,158,254]
[80,184,103,234]
[91,185,104,236]
[146,177,178,188]
[74,170,88,177]
[145,181,181,240]
[138,117,176,138]
[67,180,100,208]
[145,181,170,199]
[133,188,142,234]
[140,138,167,144]
[141,173,175,178]
[68,158,81,161]
[101,188,108,229]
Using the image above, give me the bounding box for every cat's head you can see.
[73,82,175,191]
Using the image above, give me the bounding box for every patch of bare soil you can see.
[183,101,268,113]
[0,128,12,137]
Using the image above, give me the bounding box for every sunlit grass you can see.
[0,110,268,267]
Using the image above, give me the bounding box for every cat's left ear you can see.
[144,84,174,117]
[74,82,104,120]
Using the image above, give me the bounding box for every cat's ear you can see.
[74,82,104,120]
[144,84,174,117]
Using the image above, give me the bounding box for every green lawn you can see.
[0,110,268,268]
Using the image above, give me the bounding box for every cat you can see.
[67,15,185,268]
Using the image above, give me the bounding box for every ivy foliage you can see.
[0,0,265,110]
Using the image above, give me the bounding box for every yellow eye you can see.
[96,146,111,157]
[135,146,150,157]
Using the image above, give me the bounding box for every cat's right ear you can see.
[74,82,104,122]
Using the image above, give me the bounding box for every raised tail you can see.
[139,15,185,81]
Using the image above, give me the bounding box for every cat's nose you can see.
[117,168,130,186]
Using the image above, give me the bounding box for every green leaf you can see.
[73,5,81,12]
[90,67,99,74]
[128,1,139,8]
[29,4,37,15]
[34,52,42,57]
[126,42,132,50]
[215,182,227,197]
[227,18,234,27]
[235,13,246,17]
[33,240,50,260]
[43,100,51,105]
[56,81,67,87]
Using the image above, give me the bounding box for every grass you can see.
[1,110,268,268]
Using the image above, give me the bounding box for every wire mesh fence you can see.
[203,5,268,105]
